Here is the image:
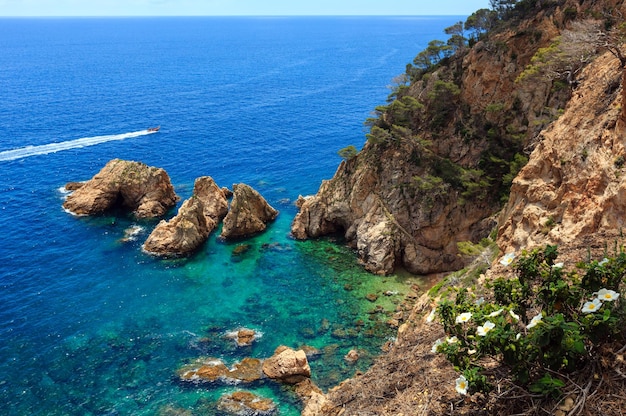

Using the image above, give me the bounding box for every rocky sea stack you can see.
[220,183,279,240]
[63,159,179,218]
[64,161,279,257]
[143,176,228,256]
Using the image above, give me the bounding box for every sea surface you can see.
[0,16,462,415]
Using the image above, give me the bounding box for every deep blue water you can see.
[0,16,461,415]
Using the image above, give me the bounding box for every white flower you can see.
[599,258,609,266]
[468,349,477,355]
[499,252,516,267]
[582,298,603,314]
[432,338,443,353]
[488,308,504,317]
[426,308,437,323]
[515,333,521,340]
[446,336,459,344]
[477,321,496,336]
[526,312,543,329]
[455,312,472,324]
[509,310,520,321]
[552,262,564,269]
[597,288,620,302]
[455,375,468,395]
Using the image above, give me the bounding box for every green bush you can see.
[430,245,626,396]
[337,145,358,161]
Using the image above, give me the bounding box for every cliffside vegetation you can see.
[357,0,574,206]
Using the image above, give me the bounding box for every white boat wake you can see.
[0,129,157,162]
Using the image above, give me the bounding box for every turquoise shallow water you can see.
[0,16,461,415]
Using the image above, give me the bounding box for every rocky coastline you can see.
[290,0,626,415]
[60,1,626,413]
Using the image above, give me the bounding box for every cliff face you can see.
[291,3,570,275]
[499,50,626,256]
[292,144,497,275]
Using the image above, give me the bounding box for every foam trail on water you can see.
[0,130,156,162]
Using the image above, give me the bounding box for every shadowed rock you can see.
[63,159,179,218]
[220,183,278,239]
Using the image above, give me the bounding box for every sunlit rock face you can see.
[63,159,179,218]
[220,183,278,240]
[143,176,228,256]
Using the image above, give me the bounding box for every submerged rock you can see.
[216,391,277,416]
[262,346,311,384]
[178,358,229,383]
[119,225,144,243]
[63,159,179,218]
[344,349,360,364]
[177,357,263,384]
[220,183,278,239]
[143,176,228,256]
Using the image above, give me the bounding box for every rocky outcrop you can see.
[220,183,278,239]
[63,159,179,218]
[262,346,311,384]
[142,176,228,256]
[178,357,263,384]
[498,50,626,256]
[291,150,497,275]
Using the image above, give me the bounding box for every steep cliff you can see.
[499,50,626,256]
[292,0,577,275]
[300,0,626,414]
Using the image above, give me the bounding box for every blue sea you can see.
[0,16,462,415]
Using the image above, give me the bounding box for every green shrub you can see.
[430,245,626,396]
[337,145,358,161]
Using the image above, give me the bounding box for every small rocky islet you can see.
[62,158,279,257]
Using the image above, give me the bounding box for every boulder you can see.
[262,346,311,384]
[178,358,229,383]
[344,349,360,364]
[216,391,277,416]
[220,183,278,239]
[143,176,228,256]
[296,379,329,416]
[224,328,258,347]
[142,197,210,256]
[227,358,264,383]
[63,159,179,218]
